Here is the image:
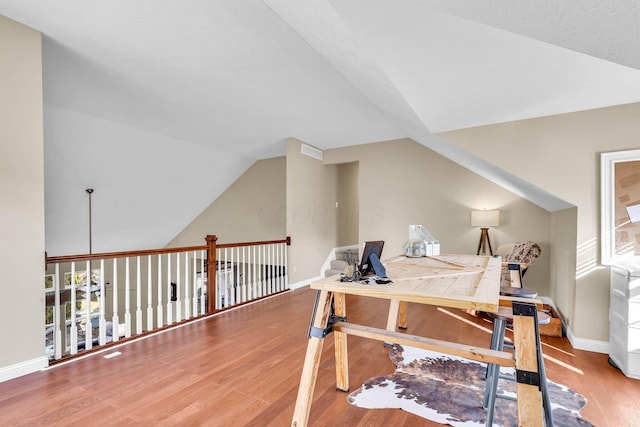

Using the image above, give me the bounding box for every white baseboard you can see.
[0,356,48,383]
[565,326,610,354]
[538,296,609,354]
[288,277,320,290]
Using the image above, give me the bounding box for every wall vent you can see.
[301,143,323,160]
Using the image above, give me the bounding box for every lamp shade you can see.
[471,210,499,227]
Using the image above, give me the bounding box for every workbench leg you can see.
[512,302,544,427]
[383,299,401,347]
[386,299,400,331]
[398,300,408,329]
[291,290,334,427]
[333,292,349,391]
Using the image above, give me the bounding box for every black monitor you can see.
[359,241,385,277]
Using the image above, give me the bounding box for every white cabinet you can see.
[610,260,640,379]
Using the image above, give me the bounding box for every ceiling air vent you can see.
[301,143,323,160]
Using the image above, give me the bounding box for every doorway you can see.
[336,161,359,247]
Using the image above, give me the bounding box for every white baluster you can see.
[136,256,142,334]
[249,246,252,301]
[219,248,225,309]
[157,254,163,328]
[237,246,242,304]
[176,253,182,322]
[84,260,93,350]
[231,246,242,305]
[125,257,131,338]
[271,244,276,294]
[112,259,119,342]
[70,262,78,355]
[54,264,62,360]
[185,252,192,319]
[147,256,153,331]
[228,249,232,305]
[258,245,267,297]
[273,244,278,293]
[99,259,107,345]
[231,247,235,305]
[166,253,173,324]
[268,244,273,295]
[224,247,229,308]
[274,244,279,293]
[262,244,267,297]
[241,246,247,303]
[215,248,220,310]
[278,243,283,292]
[250,245,256,301]
[191,252,197,316]
[200,252,206,314]
[284,241,289,289]
[263,244,268,295]
[276,243,281,292]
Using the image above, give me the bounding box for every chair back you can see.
[496,241,541,287]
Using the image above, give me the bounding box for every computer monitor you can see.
[359,240,385,277]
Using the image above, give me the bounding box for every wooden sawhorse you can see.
[291,290,547,427]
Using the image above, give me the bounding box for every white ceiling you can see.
[2,0,640,253]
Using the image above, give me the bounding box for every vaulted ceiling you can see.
[2,0,640,254]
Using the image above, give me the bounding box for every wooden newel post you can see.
[205,235,218,314]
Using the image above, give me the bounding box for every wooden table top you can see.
[310,254,501,312]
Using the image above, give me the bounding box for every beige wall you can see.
[336,162,359,247]
[549,207,578,327]
[147,103,640,346]
[167,157,286,247]
[323,138,552,295]
[286,138,338,283]
[0,16,47,377]
[438,102,640,342]
[179,137,552,295]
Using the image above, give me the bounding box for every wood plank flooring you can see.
[1,287,639,426]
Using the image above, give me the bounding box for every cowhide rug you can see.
[347,345,593,427]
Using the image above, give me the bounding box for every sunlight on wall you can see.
[576,237,604,280]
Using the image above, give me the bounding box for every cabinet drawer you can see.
[612,268,631,297]
[631,277,640,302]
[610,318,640,354]
[610,292,640,324]
[631,325,640,355]
[627,352,640,378]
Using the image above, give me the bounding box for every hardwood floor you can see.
[1,287,639,426]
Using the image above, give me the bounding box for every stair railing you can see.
[45,235,290,362]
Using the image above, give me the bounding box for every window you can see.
[601,149,640,264]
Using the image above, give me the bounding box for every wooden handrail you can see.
[46,236,291,265]
[216,237,291,249]
[46,245,208,265]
